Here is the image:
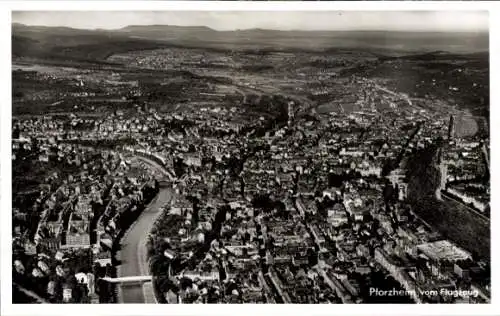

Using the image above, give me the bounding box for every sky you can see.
[12,11,488,32]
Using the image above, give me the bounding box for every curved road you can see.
[441,190,489,223]
[118,186,173,303]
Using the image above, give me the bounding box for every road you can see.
[118,186,173,303]
[441,190,489,223]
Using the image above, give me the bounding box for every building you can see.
[63,286,72,303]
[343,197,364,222]
[75,196,92,216]
[287,101,295,126]
[454,261,474,279]
[416,240,472,262]
[327,203,348,227]
[448,115,454,140]
[94,250,112,267]
[181,270,219,281]
[398,183,408,201]
[184,154,202,167]
[374,247,421,303]
[64,214,91,249]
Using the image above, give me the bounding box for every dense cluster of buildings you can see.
[12,125,160,303]
[12,51,489,304]
[137,74,489,304]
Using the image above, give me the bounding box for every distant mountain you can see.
[111,24,489,53]
[12,23,489,62]
[119,24,215,34]
[12,23,171,62]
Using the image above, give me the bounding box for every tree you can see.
[104,263,113,277]
[156,275,178,297]
[383,182,396,203]
[149,254,170,277]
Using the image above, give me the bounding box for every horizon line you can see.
[12,22,490,33]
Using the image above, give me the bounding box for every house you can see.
[63,286,72,302]
[327,204,348,227]
[94,250,112,267]
[64,215,91,249]
[39,154,50,162]
[184,154,202,167]
[181,270,219,281]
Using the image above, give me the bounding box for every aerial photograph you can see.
[10,11,490,304]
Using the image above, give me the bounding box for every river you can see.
[118,186,174,303]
